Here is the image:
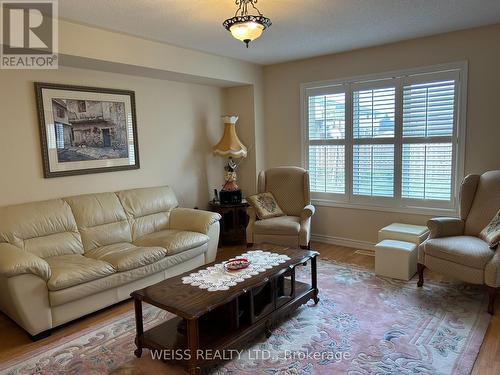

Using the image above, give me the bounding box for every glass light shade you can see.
[229,21,264,43]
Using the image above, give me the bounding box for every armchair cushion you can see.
[253,216,300,235]
[0,243,51,281]
[423,236,494,269]
[427,217,465,239]
[247,192,285,220]
[169,208,221,235]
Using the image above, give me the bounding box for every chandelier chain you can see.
[234,0,263,17]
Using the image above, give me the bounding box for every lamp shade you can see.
[213,116,247,158]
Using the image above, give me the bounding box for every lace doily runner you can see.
[181,250,291,292]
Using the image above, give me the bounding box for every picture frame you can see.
[35,82,140,178]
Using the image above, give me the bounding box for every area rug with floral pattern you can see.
[0,259,491,375]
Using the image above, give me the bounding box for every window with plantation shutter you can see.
[303,63,466,214]
[307,90,346,196]
[402,79,456,201]
[352,86,396,198]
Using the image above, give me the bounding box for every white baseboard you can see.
[311,233,376,252]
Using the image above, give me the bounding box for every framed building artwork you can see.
[35,82,140,178]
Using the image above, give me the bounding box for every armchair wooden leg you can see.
[246,243,254,248]
[300,242,311,250]
[487,286,497,315]
[417,263,425,287]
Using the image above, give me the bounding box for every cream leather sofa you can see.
[0,186,221,338]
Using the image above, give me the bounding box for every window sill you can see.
[311,198,458,217]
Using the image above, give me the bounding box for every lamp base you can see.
[220,189,242,204]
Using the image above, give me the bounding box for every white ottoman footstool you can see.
[378,223,429,244]
[375,240,418,281]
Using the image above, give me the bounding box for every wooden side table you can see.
[209,200,249,245]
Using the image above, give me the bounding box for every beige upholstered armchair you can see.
[246,167,315,249]
[417,170,500,314]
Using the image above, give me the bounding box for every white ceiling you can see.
[59,0,500,65]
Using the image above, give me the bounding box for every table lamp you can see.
[213,115,247,204]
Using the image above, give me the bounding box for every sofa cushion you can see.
[48,245,207,306]
[134,229,209,255]
[85,242,167,271]
[46,254,115,291]
[254,216,301,235]
[117,186,178,240]
[64,193,132,251]
[0,199,83,258]
[423,236,495,269]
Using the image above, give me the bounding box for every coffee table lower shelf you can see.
[139,280,316,373]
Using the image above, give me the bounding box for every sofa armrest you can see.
[169,208,221,235]
[300,204,316,221]
[0,243,51,281]
[427,217,465,239]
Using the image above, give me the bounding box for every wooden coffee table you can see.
[131,244,319,374]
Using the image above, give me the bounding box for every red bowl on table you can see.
[224,258,250,271]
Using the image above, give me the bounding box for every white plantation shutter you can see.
[353,87,395,138]
[402,80,455,137]
[353,144,394,197]
[402,78,457,201]
[307,91,346,195]
[352,85,396,198]
[402,143,453,200]
[304,65,463,212]
[309,145,345,194]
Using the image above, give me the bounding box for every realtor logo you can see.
[1,0,58,69]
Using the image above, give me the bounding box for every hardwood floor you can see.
[0,242,498,373]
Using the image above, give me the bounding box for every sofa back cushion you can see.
[117,186,178,240]
[465,170,500,236]
[0,199,83,258]
[64,192,132,251]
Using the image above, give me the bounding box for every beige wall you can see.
[0,66,225,208]
[58,20,261,86]
[263,24,500,244]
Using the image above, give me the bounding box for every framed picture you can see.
[35,82,140,178]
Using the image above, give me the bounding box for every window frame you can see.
[300,61,468,216]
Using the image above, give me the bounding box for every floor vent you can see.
[354,249,375,257]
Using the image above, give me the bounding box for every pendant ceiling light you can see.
[223,0,272,48]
